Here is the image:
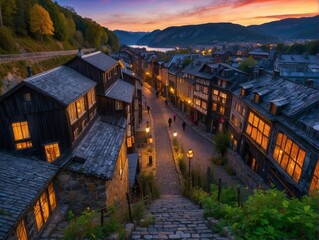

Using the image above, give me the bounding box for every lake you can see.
[129,45,175,52]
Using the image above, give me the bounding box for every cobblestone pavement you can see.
[131,195,229,240]
[144,87,180,195]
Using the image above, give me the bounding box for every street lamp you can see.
[186,149,193,188]
[173,131,177,138]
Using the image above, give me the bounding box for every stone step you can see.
[131,194,229,239]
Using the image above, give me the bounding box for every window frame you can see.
[44,143,60,163]
[11,121,32,150]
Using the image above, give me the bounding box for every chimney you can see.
[26,66,32,77]
[77,48,83,57]
[272,70,280,79]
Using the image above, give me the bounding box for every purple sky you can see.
[55,0,318,31]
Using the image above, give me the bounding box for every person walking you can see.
[147,105,150,113]
[168,118,172,128]
[173,113,176,122]
[182,121,186,131]
[165,99,168,106]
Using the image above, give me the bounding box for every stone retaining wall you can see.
[226,150,268,191]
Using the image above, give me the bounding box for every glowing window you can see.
[12,122,32,149]
[212,103,217,111]
[115,100,123,110]
[48,183,57,211]
[44,143,60,162]
[220,106,225,115]
[245,112,270,151]
[16,220,28,240]
[76,97,85,117]
[309,161,319,193]
[87,89,96,107]
[273,132,306,183]
[67,103,77,123]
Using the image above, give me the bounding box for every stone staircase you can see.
[131,195,229,240]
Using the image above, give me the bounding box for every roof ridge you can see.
[82,51,101,58]
[25,66,64,82]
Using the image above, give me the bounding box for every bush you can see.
[138,171,159,199]
[178,157,187,177]
[0,27,17,53]
[211,156,227,166]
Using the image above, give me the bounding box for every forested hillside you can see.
[0,0,119,54]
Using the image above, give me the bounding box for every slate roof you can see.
[128,153,139,188]
[105,79,135,103]
[82,51,118,72]
[25,66,96,106]
[70,118,126,179]
[239,74,319,118]
[0,153,58,239]
[276,54,318,64]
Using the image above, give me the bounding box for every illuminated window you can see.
[230,134,238,151]
[245,112,270,151]
[194,98,201,106]
[33,185,56,231]
[201,101,207,110]
[220,92,227,104]
[203,86,208,94]
[115,100,123,110]
[212,103,217,111]
[12,122,32,149]
[16,220,28,240]
[220,106,225,115]
[67,103,77,123]
[309,161,319,193]
[44,143,60,162]
[87,89,96,108]
[48,183,57,211]
[240,88,245,96]
[76,97,85,117]
[213,90,219,101]
[273,132,306,183]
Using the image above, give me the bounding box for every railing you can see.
[0,48,95,62]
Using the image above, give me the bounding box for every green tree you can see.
[0,26,16,52]
[0,0,16,27]
[214,131,230,157]
[106,28,119,51]
[85,19,102,48]
[54,12,69,41]
[29,4,54,40]
[238,56,257,73]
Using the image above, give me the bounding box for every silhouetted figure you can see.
[156,90,159,98]
[168,118,172,128]
[147,105,150,113]
[182,121,186,131]
[165,99,168,106]
[173,113,176,122]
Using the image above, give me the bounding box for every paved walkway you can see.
[131,195,228,240]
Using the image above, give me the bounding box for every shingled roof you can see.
[105,79,135,103]
[81,51,118,72]
[0,153,58,239]
[70,118,126,179]
[25,66,96,106]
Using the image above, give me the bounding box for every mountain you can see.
[247,15,319,40]
[113,30,148,45]
[136,23,273,47]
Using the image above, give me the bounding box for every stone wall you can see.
[226,150,268,191]
[105,142,130,208]
[55,171,107,215]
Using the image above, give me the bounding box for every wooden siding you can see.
[0,85,71,159]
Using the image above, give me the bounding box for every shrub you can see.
[138,171,159,199]
[178,157,187,177]
[0,27,17,53]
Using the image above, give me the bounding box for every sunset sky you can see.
[55,0,318,32]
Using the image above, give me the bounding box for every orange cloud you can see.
[255,12,318,19]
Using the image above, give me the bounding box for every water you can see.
[129,45,175,52]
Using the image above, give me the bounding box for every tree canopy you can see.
[29,4,54,40]
[239,56,257,73]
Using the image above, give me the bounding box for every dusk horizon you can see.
[55,0,318,32]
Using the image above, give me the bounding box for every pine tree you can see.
[29,4,54,41]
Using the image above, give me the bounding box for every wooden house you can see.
[0,66,97,163]
[0,153,59,239]
[66,51,137,151]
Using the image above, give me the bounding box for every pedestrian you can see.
[182,121,186,131]
[173,113,176,122]
[165,99,168,106]
[147,105,150,113]
[168,118,172,128]
[156,90,159,98]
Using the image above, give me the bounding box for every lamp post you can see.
[186,149,193,189]
[173,131,177,138]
